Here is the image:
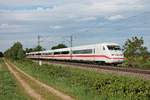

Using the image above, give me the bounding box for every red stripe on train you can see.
[40,54,124,60]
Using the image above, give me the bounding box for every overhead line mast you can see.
[37,34,73,61]
[70,35,73,60]
[37,35,42,65]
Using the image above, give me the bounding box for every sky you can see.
[0,0,150,52]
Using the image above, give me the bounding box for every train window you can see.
[107,45,121,50]
[36,53,41,55]
[47,53,50,55]
[73,49,93,54]
[48,53,52,55]
[54,52,61,55]
[61,51,69,54]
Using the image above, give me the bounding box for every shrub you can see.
[14,60,150,100]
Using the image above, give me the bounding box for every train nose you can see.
[110,58,124,63]
[110,53,124,63]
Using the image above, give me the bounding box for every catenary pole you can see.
[70,35,73,60]
[37,35,42,65]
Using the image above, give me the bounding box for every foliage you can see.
[25,48,34,53]
[4,42,25,60]
[51,44,67,50]
[14,59,150,100]
[0,52,4,57]
[0,59,27,100]
[25,45,45,53]
[33,45,45,51]
[123,36,149,68]
[123,36,148,57]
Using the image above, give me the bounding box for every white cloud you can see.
[0,0,149,34]
[76,17,97,22]
[0,0,150,51]
[0,1,149,33]
[0,23,33,33]
[36,7,52,12]
[49,25,62,29]
[107,15,125,21]
[0,24,9,28]
[0,0,51,6]
[0,0,148,22]
[0,23,22,29]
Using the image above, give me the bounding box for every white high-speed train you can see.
[26,43,124,64]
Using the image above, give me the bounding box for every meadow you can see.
[14,59,150,100]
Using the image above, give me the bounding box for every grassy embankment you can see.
[13,59,150,100]
[0,58,29,100]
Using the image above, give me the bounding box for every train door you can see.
[95,44,107,62]
[95,44,101,61]
[101,44,111,63]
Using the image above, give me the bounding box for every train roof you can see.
[27,42,119,54]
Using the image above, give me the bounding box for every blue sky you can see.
[0,0,150,51]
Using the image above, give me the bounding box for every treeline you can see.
[4,42,25,60]
[25,45,45,53]
[4,42,45,60]
[4,41,66,60]
[51,44,67,50]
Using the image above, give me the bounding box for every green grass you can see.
[0,58,29,100]
[13,59,150,100]
[141,60,150,68]
[14,63,62,100]
[120,57,150,69]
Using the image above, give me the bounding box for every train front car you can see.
[102,43,124,64]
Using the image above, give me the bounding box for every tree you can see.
[0,52,4,57]
[17,49,25,59]
[4,42,25,60]
[25,45,45,53]
[123,36,148,57]
[25,48,34,53]
[123,36,149,67]
[34,45,45,51]
[51,44,67,50]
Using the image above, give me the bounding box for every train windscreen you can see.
[107,45,121,51]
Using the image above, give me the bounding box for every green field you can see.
[13,59,150,100]
[0,58,29,100]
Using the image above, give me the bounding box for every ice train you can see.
[26,43,124,64]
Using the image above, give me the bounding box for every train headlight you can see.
[112,54,123,56]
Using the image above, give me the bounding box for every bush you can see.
[0,52,4,57]
[14,60,150,100]
[123,36,149,68]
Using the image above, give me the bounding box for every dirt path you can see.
[4,60,43,100]
[4,59,74,100]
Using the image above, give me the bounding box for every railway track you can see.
[37,60,150,76]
